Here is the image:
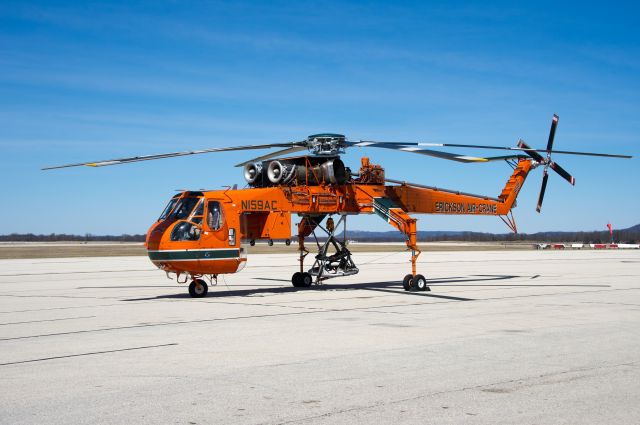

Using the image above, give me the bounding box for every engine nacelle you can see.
[245,156,349,187]
[243,162,263,184]
[319,158,347,185]
[267,160,296,184]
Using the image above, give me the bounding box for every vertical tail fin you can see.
[497,159,533,213]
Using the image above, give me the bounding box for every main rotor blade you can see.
[483,155,530,162]
[549,161,575,185]
[536,171,549,213]
[42,142,303,170]
[346,141,491,163]
[234,145,308,167]
[357,140,631,159]
[547,114,559,153]
[384,177,501,202]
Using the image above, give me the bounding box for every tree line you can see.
[1,227,638,244]
[0,233,146,242]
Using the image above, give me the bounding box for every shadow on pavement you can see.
[122,274,531,302]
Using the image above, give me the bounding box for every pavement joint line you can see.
[0,299,469,342]
[274,360,640,424]
[481,287,640,301]
[0,315,96,326]
[0,294,132,300]
[0,301,155,314]
[0,269,156,277]
[0,343,178,366]
[0,311,335,341]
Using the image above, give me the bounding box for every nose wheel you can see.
[403,274,429,292]
[188,279,208,298]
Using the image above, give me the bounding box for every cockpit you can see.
[155,192,226,242]
[146,191,246,279]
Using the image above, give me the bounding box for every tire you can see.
[285,239,291,246]
[301,272,313,287]
[188,279,208,298]
[292,272,303,287]
[268,239,274,246]
[402,274,413,291]
[250,239,255,246]
[413,274,429,292]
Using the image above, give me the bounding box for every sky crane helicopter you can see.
[44,115,631,297]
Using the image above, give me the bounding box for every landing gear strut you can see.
[293,215,359,286]
[308,215,358,283]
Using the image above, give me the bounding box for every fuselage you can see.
[145,157,532,278]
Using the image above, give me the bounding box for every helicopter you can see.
[44,115,631,297]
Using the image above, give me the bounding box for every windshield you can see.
[171,197,200,220]
[158,197,179,221]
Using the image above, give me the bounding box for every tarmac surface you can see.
[0,249,639,424]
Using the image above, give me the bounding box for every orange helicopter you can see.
[45,115,630,297]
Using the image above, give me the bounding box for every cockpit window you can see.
[171,197,200,220]
[170,221,201,241]
[158,197,179,221]
[207,201,224,231]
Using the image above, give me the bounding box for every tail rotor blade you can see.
[549,161,575,185]
[547,114,559,152]
[536,170,549,213]
[517,140,545,162]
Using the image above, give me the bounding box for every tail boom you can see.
[384,159,533,217]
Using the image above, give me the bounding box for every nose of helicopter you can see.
[145,220,166,251]
[145,219,246,276]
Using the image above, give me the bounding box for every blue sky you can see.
[1,1,638,235]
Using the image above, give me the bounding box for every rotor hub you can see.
[306,133,346,156]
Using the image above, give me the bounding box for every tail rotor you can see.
[518,114,575,213]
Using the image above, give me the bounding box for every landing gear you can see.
[413,274,429,291]
[295,214,429,292]
[403,274,430,292]
[291,271,313,288]
[403,274,412,291]
[308,215,358,283]
[295,215,358,285]
[188,279,208,298]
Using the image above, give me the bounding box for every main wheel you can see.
[300,272,313,287]
[402,274,413,291]
[285,239,291,246]
[188,279,208,298]
[249,239,255,246]
[292,272,303,287]
[268,239,274,246]
[412,274,429,292]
